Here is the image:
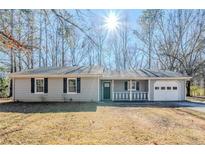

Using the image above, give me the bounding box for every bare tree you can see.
[153,10,205,95]
[134,9,161,69]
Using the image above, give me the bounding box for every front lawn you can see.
[1,100,205,144]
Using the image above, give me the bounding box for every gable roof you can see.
[9,65,191,79]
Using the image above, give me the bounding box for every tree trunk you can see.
[45,15,48,67]
[62,34,65,66]
[9,10,14,97]
[30,12,34,69]
[39,11,42,67]
[55,25,58,66]
[17,11,22,71]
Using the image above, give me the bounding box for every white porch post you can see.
[130,80,132,101]
[148,79,150,101]
[112,80,114,101]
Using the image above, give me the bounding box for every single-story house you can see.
[9,65,191,102]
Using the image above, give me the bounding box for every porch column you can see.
[112,80,114,101]
[130,80,132,101]
[148,79,150,101]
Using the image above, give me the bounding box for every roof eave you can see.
[101,76,192,80]
[9,73,102,78]
[9,73,192,80]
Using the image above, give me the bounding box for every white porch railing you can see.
[131,92,148,101]
[112,91,148,101]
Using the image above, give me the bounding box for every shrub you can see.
[0,67,9,98]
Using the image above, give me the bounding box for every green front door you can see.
[103,82,111,100]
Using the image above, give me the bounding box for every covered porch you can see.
[100,80,149,101]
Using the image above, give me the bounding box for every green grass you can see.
[1,100,205,144]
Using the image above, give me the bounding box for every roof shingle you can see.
[10,65,189,78]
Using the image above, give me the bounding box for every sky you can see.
[82,10,144,68]
[86,9,143,33]
[91,9,142,24]
[0,9,144,68]
[69,9,143,33]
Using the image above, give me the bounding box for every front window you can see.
[128,81,139,91]
[36,79,44,93]
[68,79,77,93]
[131,81,136,90]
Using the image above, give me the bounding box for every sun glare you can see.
[104,12,120,32]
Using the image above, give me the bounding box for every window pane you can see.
[68,79,76,92]
[155,87,159,90]
[161,87,165,90]
[36,79,44,93]
[173,87,177,90]
[167,87,171,90]
[132,82,136,89]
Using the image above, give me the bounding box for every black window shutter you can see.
[124,81,128,91]
[77,78,81,93]
[63,78,67,93]
[31,78,35,93]
[9,79,12,97]
[44,78,48,93]
[136,82,139,90]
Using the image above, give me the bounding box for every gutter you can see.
[100,76,192,80]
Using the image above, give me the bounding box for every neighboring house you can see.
[9,66,191,102]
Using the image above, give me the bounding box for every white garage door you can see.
[154,81,180,101]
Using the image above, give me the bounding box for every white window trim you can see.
[67,78,77,94]
[35,78,44,94]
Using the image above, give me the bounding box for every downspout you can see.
[184,80,187,100]
[97,75,100,102]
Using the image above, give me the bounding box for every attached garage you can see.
[153,80,183,101]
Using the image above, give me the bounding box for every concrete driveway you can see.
[173,101,205,113]
[156,101,205,113]
[99,100,205,113]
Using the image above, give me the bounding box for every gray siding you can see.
[14,77,99,102]
[179,80,186,100]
